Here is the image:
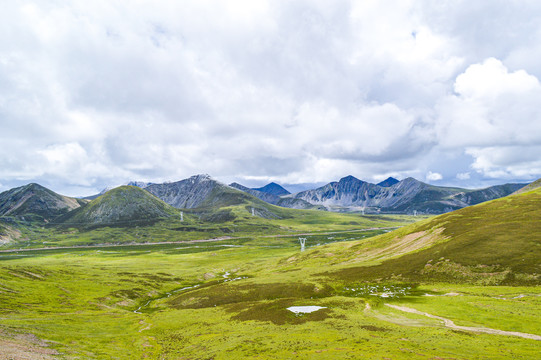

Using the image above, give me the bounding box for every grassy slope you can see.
[513,177,541,195]
[293,186,541,285]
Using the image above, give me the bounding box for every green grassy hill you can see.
[56,186,179,228]
[301,186,541,285]
[513,177,541,195]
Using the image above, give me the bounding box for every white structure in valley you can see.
[180,211,184,221]
[299,237,307,252]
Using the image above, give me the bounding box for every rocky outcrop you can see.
[0,222,21,244]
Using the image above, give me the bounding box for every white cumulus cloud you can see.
[426,171,443,181]
[436,58,541,180]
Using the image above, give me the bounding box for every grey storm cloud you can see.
[1,0,541,196]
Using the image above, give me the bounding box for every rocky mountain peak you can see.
[377,177,399,187]
[229,182,248,190]
[398,177,424,187]
[144,174,226,209]
[338,175,362,184]
[126,181,152,188]
[0,183,83,221]
[190,174,213,183]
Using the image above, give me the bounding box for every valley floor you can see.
[0,227,539,359]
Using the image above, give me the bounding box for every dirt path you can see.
[385,304,541,341]
[138,320,152,333]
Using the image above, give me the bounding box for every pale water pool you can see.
[287,306,326,314]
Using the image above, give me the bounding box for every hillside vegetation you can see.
[290,186,541,285]
[513,178,541,195]
[56,186,178,228]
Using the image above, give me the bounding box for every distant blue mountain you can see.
[377,177,399,187]
[252,182,290,196]
[230,183,321,210]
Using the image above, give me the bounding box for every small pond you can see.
[287,306,327,314]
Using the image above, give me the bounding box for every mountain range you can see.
[79,174,526,215]
[0,174,531,231]
[285,175,526,214]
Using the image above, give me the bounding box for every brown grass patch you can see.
[348,228,446,264]
[0,329,58,360]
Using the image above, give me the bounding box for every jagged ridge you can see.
[289,175,525,214]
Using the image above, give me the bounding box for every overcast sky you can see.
[1,0,541,196]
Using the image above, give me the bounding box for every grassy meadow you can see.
[0,194,540,359]
[1,204,412,249]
